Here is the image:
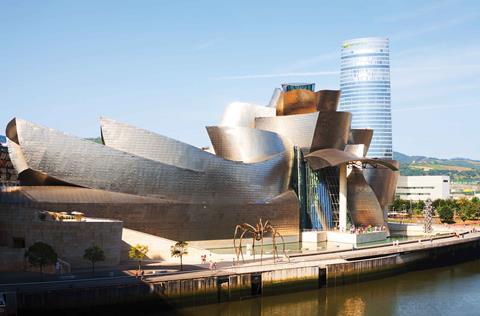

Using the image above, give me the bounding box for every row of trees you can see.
[25,240,189,276]
[390,197,480,224]
[24,242,106,276]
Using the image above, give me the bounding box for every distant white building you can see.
[396,175,450,201]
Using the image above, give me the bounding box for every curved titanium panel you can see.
[220,102,275,128]
[347,167,387,229]
[277,89,317,116]
[363,159,400,212]
[255,112,351,153]
[315,90,340,112]
[305,148,399,171]
[255,112,318,150]
[0,185,170,205]
[101,117,209,171]
[206,126,286,163]
[8,118,292,204]
[348,129,373,157]
[0,187,300,241]
[311,111,351,151]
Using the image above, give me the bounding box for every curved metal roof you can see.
[305,148,399,171]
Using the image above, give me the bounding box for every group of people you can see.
[349,225,387,235]
[200,254,217,270]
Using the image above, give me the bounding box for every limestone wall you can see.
[0,206,123,269]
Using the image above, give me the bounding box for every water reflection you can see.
[174,259,480,316]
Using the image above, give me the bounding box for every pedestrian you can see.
[140,270,145,280]
[209,260,213,270]
[213,261,217,270]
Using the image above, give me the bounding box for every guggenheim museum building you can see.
[0,84,399,266]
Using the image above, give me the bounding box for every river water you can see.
[172,259,480,316]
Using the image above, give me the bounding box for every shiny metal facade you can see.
[206,126,286,163]
[0,186,300,241]
[7,118,293,204]
[101,117,210,171]
[348,129,374,157]
[347,166,388,229]
[305,148,398,171]
[315,90,340,112]
[255,111,351,152]
[220,102,275,128]
[2,80,400,239]
[278,89,317,116]
[363,159,400,212]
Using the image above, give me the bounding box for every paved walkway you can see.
[2,228,479,291]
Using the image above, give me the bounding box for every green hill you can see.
[393,151,480,183]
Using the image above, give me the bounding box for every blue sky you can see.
[1,0,479,158]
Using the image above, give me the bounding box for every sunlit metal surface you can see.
[220,102,275,128]
[305,149,399,171]
[315,90,340,112]
[344,144,366,157]
[268,88,283,108]
[311,111,351,151]
[206,126,286,163]
[277,89,317,116]
[363,159,400,212]
[7,118,293,204]
[255,112,351,152]
[0,185,169,205]
[101,117,210,171]
[0,186,300,240]
[348,129,373,157]
[347,167,388,229]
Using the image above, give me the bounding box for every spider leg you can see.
[238,229,247,263]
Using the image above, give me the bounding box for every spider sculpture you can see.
[233,218,288,263]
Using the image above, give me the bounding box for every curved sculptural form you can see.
[347,167,388,230]
[233,218,288,263]
[277,89,317,116]
[206,126,287,163]
[363,159,400,213]
[220,102,275,128]
[275,89,340,115]
[305,148,399,171]
[315,90,340,112]
[7,118,293,204]
[255,111,351,153]
[348,129,374,157]
[101,117,210,171]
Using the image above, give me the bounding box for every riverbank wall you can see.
[7,234,480,314]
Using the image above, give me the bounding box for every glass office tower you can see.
[339,37,392,158]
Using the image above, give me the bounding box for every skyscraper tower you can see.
[339,37,392,158]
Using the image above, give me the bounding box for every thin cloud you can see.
[281,52,338,72]
[378,0,458,23]
[194,37,221,51]
[392,12,479,40]
[393,103,477,112]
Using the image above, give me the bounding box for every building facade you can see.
[339,37,393,159]
[396,175,451,201]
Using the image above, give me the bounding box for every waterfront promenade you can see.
[2,228,478,292]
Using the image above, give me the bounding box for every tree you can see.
[438,205,455,224]
[456,198,474,222]
[129,244,149,271]
[83,245,105,276]
[170,241,188,271]
[25,242,57,276]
